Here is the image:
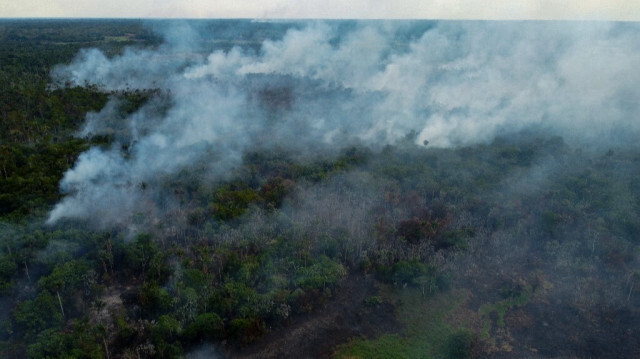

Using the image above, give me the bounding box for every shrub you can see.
[391,260,428,286]
[446,329,477,359]
[229,317,266,345]
[364,295,383,307]
[150,315,183,358]
[294,256,346,290]
[183,313,224,342]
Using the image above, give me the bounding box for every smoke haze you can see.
[48,20,640,225]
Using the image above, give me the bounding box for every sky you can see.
[2,0,640,20]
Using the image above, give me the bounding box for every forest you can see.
[1,19,639,358]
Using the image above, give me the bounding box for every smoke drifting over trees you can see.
[48,20,640,226]
[3,19,640,358]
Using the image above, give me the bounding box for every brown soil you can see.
[227,273,401,359]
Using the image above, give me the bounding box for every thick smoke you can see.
[48,20,640,225]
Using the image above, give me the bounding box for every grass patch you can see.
[335,288,468,359]
[478,284,533,335]
[104,36,132,42]
[339,334,412,358]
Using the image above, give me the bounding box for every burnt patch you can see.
[228,274,400,359]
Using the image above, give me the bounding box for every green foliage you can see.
[222,251,260,284]
[446,329,477,359]
[435,271,454,292]
[138,282,174,318]
[183,313,224,342]
[114,316,137,346]
[119,234,169,281]
[35,239,80,268]
[13,291,64,338]
[364,295,383,307]
[216,281,268,318]
[212,185,260,220]
[260,176,293,209]
[0,254,17,293]
[338,334,412,358]
[181,268,207,290]
[0,140,91,219]
[37,259,91,294]
[26,320,105,359]
[294,256,346,290]
[151,315,182,341]
[390,260,428,286]
[150,315,183,359]
[479,284,533,330]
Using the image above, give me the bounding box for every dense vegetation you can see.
[1,20,639,359]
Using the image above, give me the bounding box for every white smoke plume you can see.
[47,20,640,225]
